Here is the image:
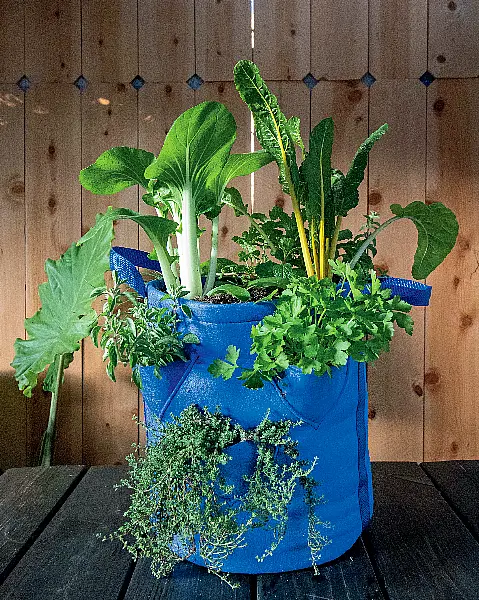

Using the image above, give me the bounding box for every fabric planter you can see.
[110,246,432,575]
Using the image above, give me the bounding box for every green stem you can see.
[246,214,278,255]
[349,216,399,269]
[154,243,178,294]
[328,215,342,273]
[179,184,203,299]
[203,215,219,295]
[39,354,65,467]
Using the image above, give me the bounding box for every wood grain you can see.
[196,0,251,81]
[367,80,426,461]
[254,0,310,80]
[25,84,82,465]
[139,0,195,83]
[369,0,427,79]
[429,1,479,78]
[0,465,85,583]
[311,1,368,81]
[0,0,24,82]
[82,0,138,83]
[25,0,81,83]
[425,79,479,461]
[81,83,140,465]
[0,467,133,600]
[0,86,26,470]
[366,462,479,599]
[257,539,384,600]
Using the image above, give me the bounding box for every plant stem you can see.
[327,215,342,276]
[204,215,219,295]
[319,220,326,279]
[154,243,178,294]
[310,219,320,278]
[179,184,203,298]
[349,215,399,269]
[39,353,65,467]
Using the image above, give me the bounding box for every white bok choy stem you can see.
[203,215,219,295]
[179,183,203,298]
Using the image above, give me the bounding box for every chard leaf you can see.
[234,60,298,195]
[286,116,306,156]
[144,101,237,217]
[301,118,335,236]
[247,277,289,290]
[206,284,251,302]
[339,124,388,215]
[79,147,155,194]
[390,201,459,279]
[12,215,114,397]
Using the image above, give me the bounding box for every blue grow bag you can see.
[110,246,431,574]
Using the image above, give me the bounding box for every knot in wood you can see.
[348,89,362,104]
[425,370,440,386]
[433,99,445,113]
[368,190,382,206]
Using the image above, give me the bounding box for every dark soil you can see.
[196,287,276,304]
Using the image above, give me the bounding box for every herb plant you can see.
[110,404,328,587]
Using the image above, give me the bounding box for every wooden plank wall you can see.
[0,0,477,468]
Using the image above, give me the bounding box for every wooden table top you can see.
[0,462,478,599]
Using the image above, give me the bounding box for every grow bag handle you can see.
[109,246,432,306]
[109,246,162,298]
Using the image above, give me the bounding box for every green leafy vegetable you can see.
[79,147,155,194]
[12,214,114,396]
[206,284,251,302]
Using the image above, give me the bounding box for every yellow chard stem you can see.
[310,219,320,278]
[327,215,342,277]
[325,238,330,277]
[319,219,326,279]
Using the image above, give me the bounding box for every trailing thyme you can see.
[108,405,328,587]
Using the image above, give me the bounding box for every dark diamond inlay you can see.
[360,72,376,88]
[302,73,319,90]
[131,75,145,90]
[187,74,204,90]
[17,75,31,92]
[74,75,88,92]
[419,71,436,87]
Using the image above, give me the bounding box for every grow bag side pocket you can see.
[273,359,353,427]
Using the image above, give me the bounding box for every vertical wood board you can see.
[25,84,82,465]
[196,0,252,81]
[25,0,81,83]
[311,1,368,81]
[82,0,138,83]
[0,0,24,82]
[0,86,26,469]
[367,80,426,461]
[425,79,479,461]
[254,0,310,80]
[81,83,139,465]
[429,1,479,78]
[369,0,427,79]
[139,0,195,83]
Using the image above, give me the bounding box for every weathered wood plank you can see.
[25,0,81,83]
[81,83,139,465]
[254,0,310,81]
[0,0,24,82]
[139,0,195,83]
[311,1,368,80]
[196,82,253,261]
[0,86,26,470]
[25,84,82,465]
[428,1,479,78]
[421,461,479,539]
[425,80,479,461]
[365,462,479,599]
[257,539,384,600]
[196,0,251,81]
[82,0,138,83]
[0,466,85,584]
[369,0,427,79]
[367,80,426,462]
[124,559,251,600]
[0,467,132,599]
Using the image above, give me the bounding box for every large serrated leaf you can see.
[79,147,155,194]
[12,216,115,397]
[390,201,459,279]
